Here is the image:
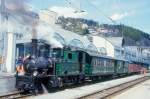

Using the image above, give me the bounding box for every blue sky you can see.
[29,0,150,34]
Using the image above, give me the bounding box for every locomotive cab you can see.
[16,40,51,75]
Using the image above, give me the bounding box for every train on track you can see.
[15,39,149,94]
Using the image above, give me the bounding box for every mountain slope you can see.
[56,17,150,46]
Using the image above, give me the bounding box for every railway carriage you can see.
[128,62,148,74]
[52,48,88,84]
[54,48,80,76]
[114,59,128,76]
[90,56,115,76]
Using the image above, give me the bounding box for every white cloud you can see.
[49,6,87,18]
[110,12,130,21]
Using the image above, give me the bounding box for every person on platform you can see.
[16,56,24,75]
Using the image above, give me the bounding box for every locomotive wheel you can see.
[58,77,63,87]
[30,89,38,95]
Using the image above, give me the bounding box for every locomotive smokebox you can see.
[32,39,38,57]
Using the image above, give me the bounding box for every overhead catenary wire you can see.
[86,0,125,46]
[65,0,85,13]
[114,0,125,44]
[86,0,116,24]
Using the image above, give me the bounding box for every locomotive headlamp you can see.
[33,71,38,76]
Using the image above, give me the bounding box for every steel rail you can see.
[79,76,149,99]
[0,91,32,99]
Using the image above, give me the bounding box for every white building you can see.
[91,36,123,58]
[91,35,150,64]
[124,46,150,64]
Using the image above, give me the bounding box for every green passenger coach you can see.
[54,48,80,76]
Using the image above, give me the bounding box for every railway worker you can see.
[16,56,24,75]
[16,54,31,75]
[144,68,147,74]
[140,68,146,74]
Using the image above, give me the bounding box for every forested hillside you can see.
[56,17,150,46]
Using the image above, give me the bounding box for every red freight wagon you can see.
[128,63,142,73]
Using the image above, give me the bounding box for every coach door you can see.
[78,51,86,73]
[114,60,117,74]
[78,51,84,73]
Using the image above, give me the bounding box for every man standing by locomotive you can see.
[16,56,24,75]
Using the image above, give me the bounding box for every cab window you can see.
[68,53,72,59]
[52,48,62,58]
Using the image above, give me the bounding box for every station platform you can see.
[0,72,15,78]
[28,74,149,99]
[112,78,150,99]
[0,72,16,95]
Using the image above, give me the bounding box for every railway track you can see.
[0,91,32,99]
[79,76,150,99]
[0,75,148,99]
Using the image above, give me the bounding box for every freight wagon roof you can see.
[106,37,123,47]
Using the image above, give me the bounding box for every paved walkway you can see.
[0,72,16,95]
[29,74,148,99]
[112,78,150,99]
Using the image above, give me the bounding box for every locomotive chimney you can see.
[31,24,38,57]
[32,38,38,57]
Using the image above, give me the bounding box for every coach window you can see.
[96,59,98,67]
[104,60,107,67]
[99,60,102,67]
[95,59,97,67]
[108,60,111,67]
[93,59,95,66]
[94,59,96,66]
[101,59,103,67]
[53,48,62,58]
[97,59,99,66]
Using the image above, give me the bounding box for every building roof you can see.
[51,25,91,48]
[106,37,123,47]
[17,22,96,51]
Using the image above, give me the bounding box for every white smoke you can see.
[0,0,64,48]
[0,0,39,38]
[36,22,63,48]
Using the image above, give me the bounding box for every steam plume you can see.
[0,0,39,39]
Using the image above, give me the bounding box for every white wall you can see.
[5,32,16,73]
[92,36,115,57]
